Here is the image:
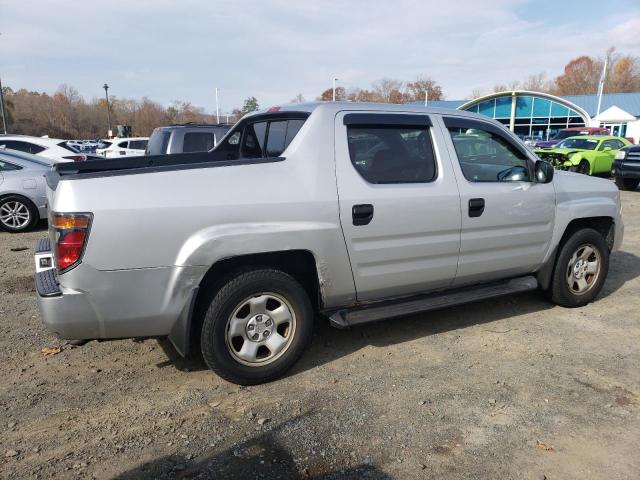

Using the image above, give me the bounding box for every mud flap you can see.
[168,287,199,357]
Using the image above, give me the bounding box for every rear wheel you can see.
[615,177,639,191]
[576,160,591,175]
[200,268,314,385]
[549,228,609,307]
[0,195,39,233]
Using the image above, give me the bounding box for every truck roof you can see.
[246,101,485,119]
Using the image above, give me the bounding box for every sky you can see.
[0,0,638,114]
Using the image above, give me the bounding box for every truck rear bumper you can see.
[34,240,207,343]
[35,269,102,339]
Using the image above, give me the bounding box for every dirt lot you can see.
[1,191,639,480]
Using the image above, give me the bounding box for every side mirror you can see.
[535,160,554,184]
[602,146,612,152]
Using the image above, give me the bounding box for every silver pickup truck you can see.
[34,102,623,385]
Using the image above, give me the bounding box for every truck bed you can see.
[45,152,282,188]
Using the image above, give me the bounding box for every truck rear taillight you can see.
[51,213,92,272]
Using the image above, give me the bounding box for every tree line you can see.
[1,48,639,139]
[471,48,640,98]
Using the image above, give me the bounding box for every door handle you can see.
[352,204,374,225]
[468,198,485,217]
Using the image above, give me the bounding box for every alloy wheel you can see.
[225,293,297,366]
[566,243,601,295]
[0,201,31,230]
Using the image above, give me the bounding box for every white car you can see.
[0,135,86,162]
[96,137,148,158]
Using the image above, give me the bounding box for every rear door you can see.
[442,116,555,285]
[335,112,461,301]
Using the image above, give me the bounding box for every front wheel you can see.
[549,228,609,308]
[200,268,314,385]
[615,177,640,191]
[576,160,591,175]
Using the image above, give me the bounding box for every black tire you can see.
[200,268,314,385]
[549,228,609,308]
[576,160,591,175]
[615,177,640,191]
[0,195,39,233]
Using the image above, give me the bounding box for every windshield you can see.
[59,141,80,153]
[556,138,599,150]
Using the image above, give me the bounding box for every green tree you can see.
[241,96,259,115]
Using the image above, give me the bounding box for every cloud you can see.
[0,0,638,110]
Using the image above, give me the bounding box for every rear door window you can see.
[346,125,437,183]
[183,132,216,153]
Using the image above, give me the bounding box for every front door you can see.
[442,116,556,286]
[335,112,461,302]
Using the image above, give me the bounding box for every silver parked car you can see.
[0,147,51,232]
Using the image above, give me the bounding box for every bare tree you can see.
[404,76,443,102]
[372,78,404,103]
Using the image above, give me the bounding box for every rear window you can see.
[146,131,171,155]
[59,141,80,153]
[183,132,216,153]
[211,114,308,161]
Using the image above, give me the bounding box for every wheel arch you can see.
[179,249,323,357]
[537,215,615,290]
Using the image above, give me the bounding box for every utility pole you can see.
[103,83,112,137]
[424,89,429,107]
[215,88,220,124]
[0,76,8,134]
[332,77,338,102]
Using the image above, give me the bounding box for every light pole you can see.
[103,83,112,137]
[332,77,338,102]
[215,88,220,124]
[0,75,8,134]
[0,32,6,134]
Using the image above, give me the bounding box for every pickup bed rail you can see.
[46,152,283,189]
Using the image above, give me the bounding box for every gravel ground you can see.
[1,191,639,480]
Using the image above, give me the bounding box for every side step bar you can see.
[328,276,538,328]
